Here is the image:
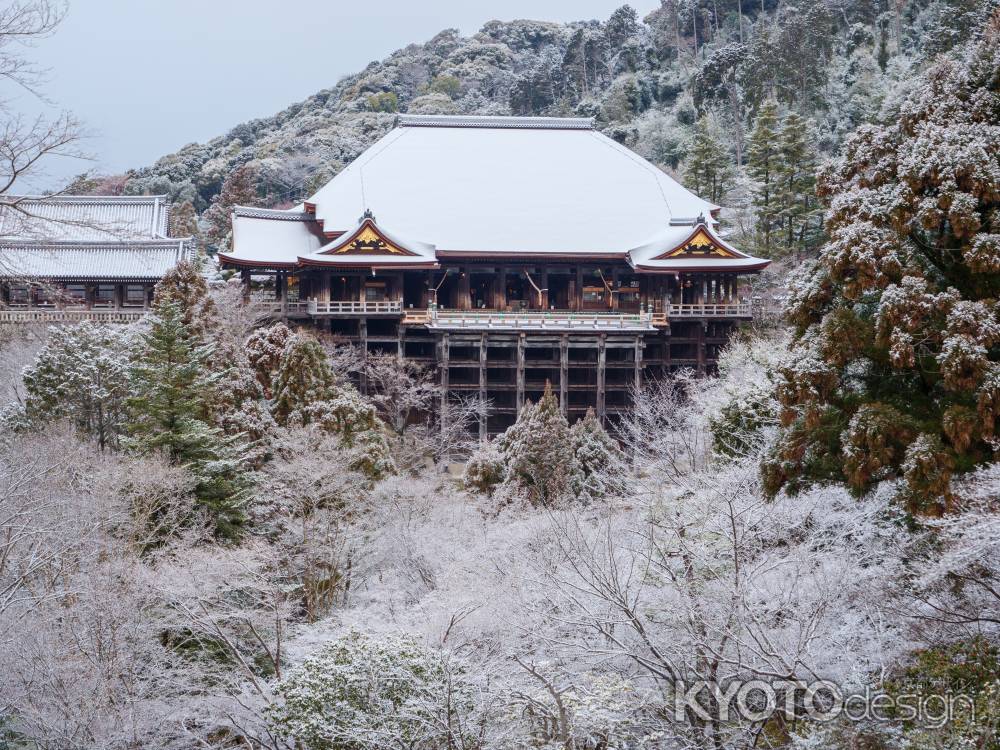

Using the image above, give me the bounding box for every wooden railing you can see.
[308,300,403,315]
[0,308,148,324]
[427,309,655,331]
[667,302,752,318]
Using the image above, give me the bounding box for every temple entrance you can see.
[470,271,492,309]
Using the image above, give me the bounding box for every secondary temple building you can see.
[0,194,192,322]
[221,115,770,435]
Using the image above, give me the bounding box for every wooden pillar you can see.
[478,333,487,441]
[359,318,368,394]
[611,267,620,311]
[497,267,507,310]
[539,268,549,309]
[516,333,526,414]
[634,335,643,391]
[240,269,251,302]
[596,334,607,422]
[697,322,706,376]
[438,333,450,435]
[318,271,331,302]
[559,334,569,415]
[575,266,584,311]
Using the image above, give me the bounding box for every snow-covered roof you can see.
[0,195,170,241]
[223,115,768,272]
[222,207,324,268]
[299,215,438,268]
[628,221,770,272]
[0,240,192,280]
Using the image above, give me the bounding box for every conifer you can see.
[683,116,733,205]
[127,301,247,537]
[569,407,627,501]
[774,112,820,256]
[746,100,781,255]
[765,19,1000,512]
[153,260,218,338]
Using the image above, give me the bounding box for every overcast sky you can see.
[9,0,660,188]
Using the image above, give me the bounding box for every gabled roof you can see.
[298,214,438,269]
[0,240,192,281]
[627,220,769,272]
[0,194,170,241]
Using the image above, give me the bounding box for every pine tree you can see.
[21,322,133,450]
[153,260,218,338]
[496,382,577,505]
[569,407,627,501]
[764,17,1000,514]
[684,116,733,205]
[773,112,821,256]
[746,100,781,256]
[127,301,247,537]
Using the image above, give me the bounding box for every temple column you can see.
[497,267,507,309]
[240,269,251,302]
[575,267,583,311]
[478,333,487,441]
[697,323,706,376]
[458,267,471,310]
[596,334,607,422]
[611,267,620,311]
[559,334,569,415]
[516,333,526,414]
[634,335,643,391]
[539,268,549,309]
[438,333,449,436]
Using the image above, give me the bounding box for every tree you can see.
[203,163,258,251]
[746,99,781,255]
[127,301,247,537]
[773,111,821,255]
[21,322,132,450]
[765,17,1000,512]
[569,407,627,501]
[270,334,338,426]
[0,2,87,276]
[683,116,733,205]
[363,353,437,436]
[153,259,218,337]
[495,382,577,505]
[168,199,198,238]
[245,321,293,396]
[267,630,485,750]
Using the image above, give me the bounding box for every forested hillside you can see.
[85,0,993,258]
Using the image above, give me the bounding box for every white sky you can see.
[8,0,660,188]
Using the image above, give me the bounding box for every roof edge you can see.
[396,114,594,130]
[233,206,315,221]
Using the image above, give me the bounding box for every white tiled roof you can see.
[222,209,323,267]
[0,240,191,280]
[0,195,170,241]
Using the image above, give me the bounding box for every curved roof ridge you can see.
[397,114,594,130]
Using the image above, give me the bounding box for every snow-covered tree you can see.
[746,98,781,256]
[683,115,733,205]
[127,301,247,537]
[774,111,821,256]
[153,259,218,338]
[21,321,133,450]
[766,17,1000,512]
[245,321,293,396]
[267,630,487,750]
[569,407,627,502]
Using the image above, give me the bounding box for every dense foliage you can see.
[764,14,1000,512]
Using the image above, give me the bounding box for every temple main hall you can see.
[220,114,770,435]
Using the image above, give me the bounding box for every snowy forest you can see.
[2,0,1000,748]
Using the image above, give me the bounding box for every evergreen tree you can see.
[208,336,276,468]
[21,322,133,450]
[773,111,821,256]
[270,335,338,426]
[569,407,627,501]
[684,116,733,205]
[496,382,577,505]
[764,18,1000,514]
[746,99,781,255]
[245,322,294,397]
[204,163,258,251]
[127,301,247,537]
[153,260,218,338]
